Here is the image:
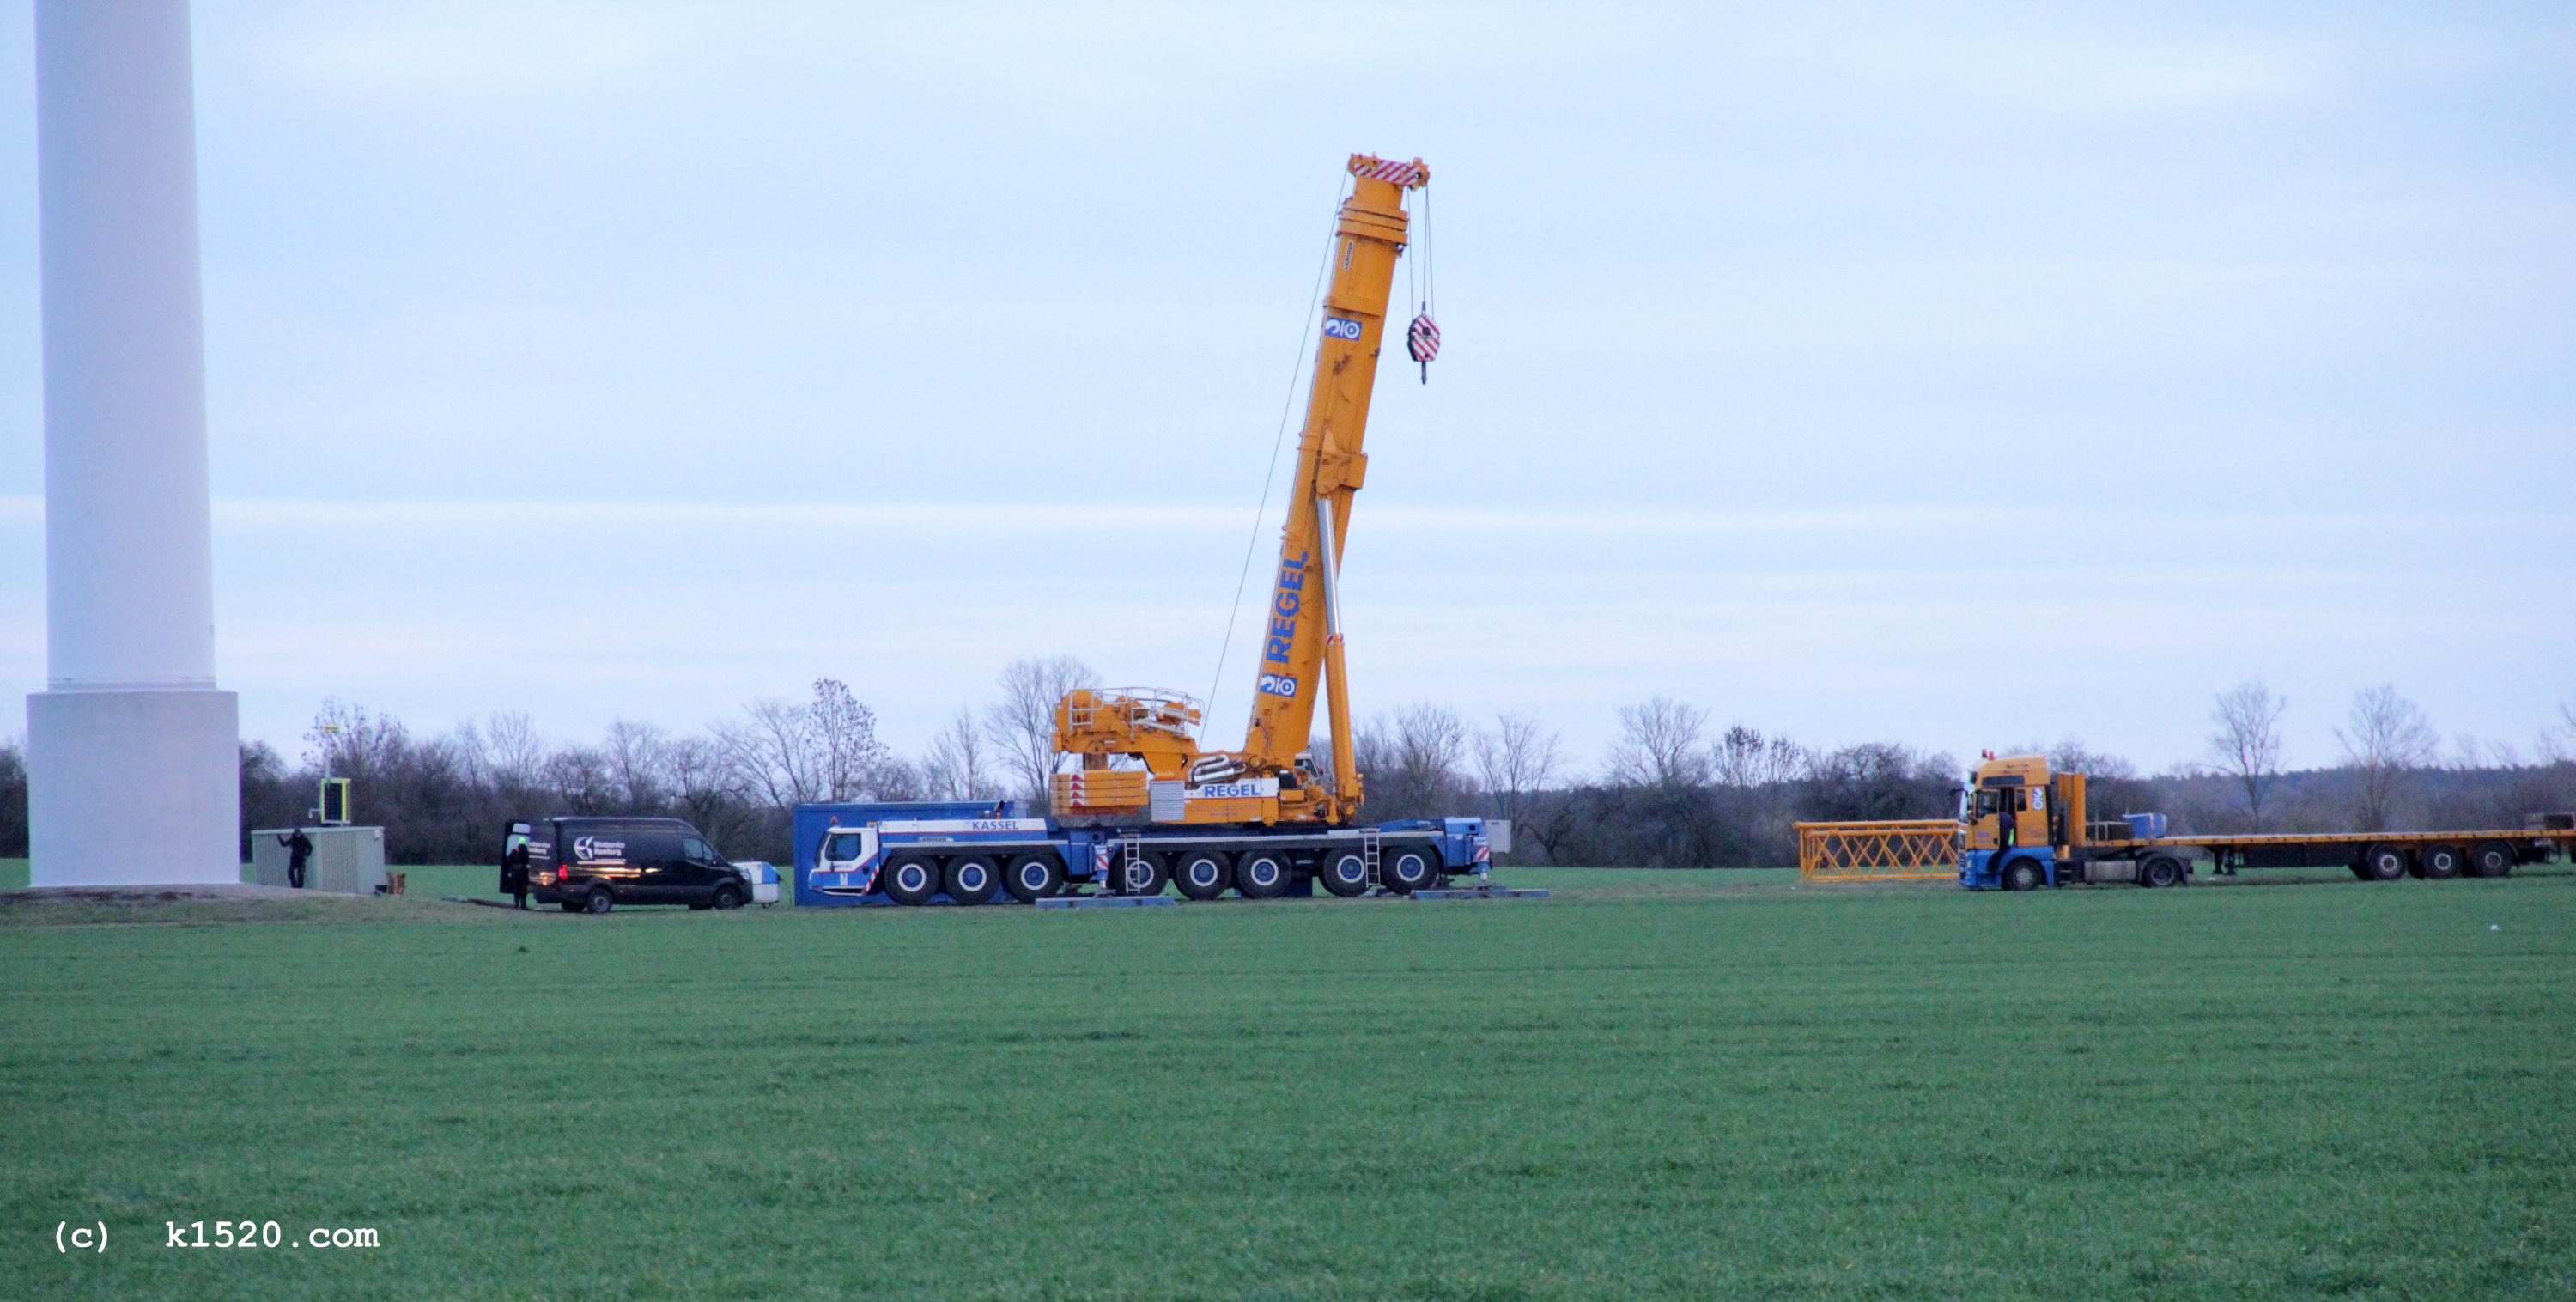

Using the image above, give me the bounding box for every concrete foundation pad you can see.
[27,688,240,886]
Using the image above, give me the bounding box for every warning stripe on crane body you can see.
[1348,154,1430,187]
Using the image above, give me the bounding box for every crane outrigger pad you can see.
[1401,886,1550,901]
[1032,895,1178,910]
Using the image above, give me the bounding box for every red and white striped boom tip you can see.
[1348,154,1430,188]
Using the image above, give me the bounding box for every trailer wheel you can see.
[1173,851,1231,901]
[2359,844,2411,882]
[1236,851,1291,899]
[2002,859,2044,892]
[2140,856,2184,889]
[2418,843,2464,880]
[2469,841,2515,879]
[943,856,1001,906]
[883,855,941,906]
[1318,850,1370,897]
[1003,854,1066,903]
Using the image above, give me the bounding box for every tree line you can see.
[0,667,2569,868]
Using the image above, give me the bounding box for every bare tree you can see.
[713,697,826,809]
[985,655,1095,800]
[810,678,890,800]
[1474,711,1563,833]
[1606,695,1710,788]
[924,706,996,800]
[2046,738,2136,780]
[1376,702,1470,818]
[2336,683,2437,831]
[2207,680,2288,831]
[602,720,671,808]
[543,745,615,814]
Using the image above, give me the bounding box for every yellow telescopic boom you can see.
[1054,153,1427,828]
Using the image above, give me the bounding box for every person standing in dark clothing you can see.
[278,828,314,889]
[501,838,532,910]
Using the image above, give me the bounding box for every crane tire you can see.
[1004,854,1066,903]
[882,855,941,906]
[1236,851,1291,899]
[1318,850,1370,897]
[2140,856,2184,889]
[1173,851,1231,901]
[1383,844,1439,895]
[2002,859,2045,892]
[942,856,1001,906]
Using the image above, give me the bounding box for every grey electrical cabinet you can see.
[249,825,389,894]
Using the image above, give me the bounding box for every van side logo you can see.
[572,837,626,862]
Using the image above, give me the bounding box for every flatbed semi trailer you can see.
[1959,752,2575,890]
[789,800,1498,906]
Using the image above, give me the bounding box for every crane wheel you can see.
[1236,851,1291,899]
[1121,853,1170,897]
[2001,859,2045,892]
[2359,844,2411,882]
[2139,856,2184,889]
[2417,844,2464,880]
[882,855,941,905]
[942,856,1001,906]
[2469,841,2516,879]
[1173,852,1231,901]
[1383,845,1438,895]
[1003,854,1066,903]
[1318,851,1370,897]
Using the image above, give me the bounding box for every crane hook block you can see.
[1407,310,1440,384]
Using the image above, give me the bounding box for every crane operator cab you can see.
[812,825,884,897]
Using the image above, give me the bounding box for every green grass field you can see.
[4,862,2571,1299]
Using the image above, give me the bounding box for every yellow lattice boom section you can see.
[1795,819,1963,881]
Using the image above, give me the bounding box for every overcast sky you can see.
[4,2,2571,777]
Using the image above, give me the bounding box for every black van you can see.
[512,817,753,914]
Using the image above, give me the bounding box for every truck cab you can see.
[1959,754,2180,891]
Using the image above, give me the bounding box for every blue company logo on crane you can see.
[1263,551,1309,666]
[1321,316,1364,341]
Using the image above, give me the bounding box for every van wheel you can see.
[2470,841,2515,878]
[2002,860,2044,892]
[2360,844,2410,881]
[584,887,614,915]
[2418,844,2463,880]
[883,855,940,906]
[943,856,1001,906]
[2140,856,2183,889]
[1003,854,1066,903]
[1173,852,1231,901]
[1319,850,1370,897]
[711,884,745,910]
[1384,845,1438,895]
[1236,851,1291,899]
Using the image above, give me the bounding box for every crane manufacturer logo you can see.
[1263,551,1309,666]
[1321,316,1363,341]
[1258,672,1299,698]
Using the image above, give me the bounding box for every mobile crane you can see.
[793,154,1515,908]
